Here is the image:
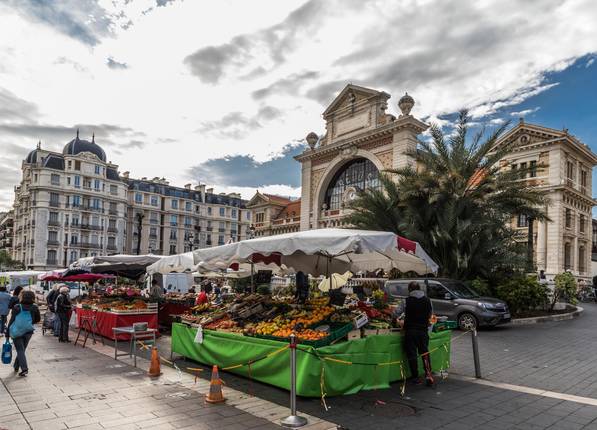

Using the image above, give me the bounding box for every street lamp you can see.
[187,232,195,251]
[135,212,144,255]
[248,224,256,239]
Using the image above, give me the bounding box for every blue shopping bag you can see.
[9,305,33,339]
[2,338,12,364]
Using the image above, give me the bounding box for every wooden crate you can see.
[347,329,362,340]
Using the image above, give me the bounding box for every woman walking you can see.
[55,286,72,342]
[7,290,41,377]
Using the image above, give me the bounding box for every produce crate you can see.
[347,329,362,340]
[363,327,391,337]
[253,322,353,348]
[433,320,457,332]
[352,312,369,329]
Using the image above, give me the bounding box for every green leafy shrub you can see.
[467,278,492,297]
[496,276,548,316]
[551,272,577,310]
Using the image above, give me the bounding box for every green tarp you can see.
[171,323,452,397]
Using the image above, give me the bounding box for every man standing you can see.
[55,286,72,343]
[403,281,434,386]
[46,284,60,336]
[149,279,164,301]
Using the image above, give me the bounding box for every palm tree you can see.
[347,111,548,279]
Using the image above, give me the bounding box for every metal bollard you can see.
[471,329,482,378]
[281,334,308,428]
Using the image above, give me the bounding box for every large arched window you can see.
[324,158,380,210]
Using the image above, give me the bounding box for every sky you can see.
[0,0,596,212]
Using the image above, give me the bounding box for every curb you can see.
[510,305,583,325]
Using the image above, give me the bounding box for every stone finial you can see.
[92,132,95,143]
[398,92,415,117]
[76,128,79,139]
[305,132,319,150]
[37,140,41,149]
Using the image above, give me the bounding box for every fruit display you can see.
[79,297,151,312]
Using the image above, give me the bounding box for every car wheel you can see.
[458,312,478,331]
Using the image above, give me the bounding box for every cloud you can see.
[106,57,128,70]
[184,0,330,83]
[252,71,319,100]
[6,0,115,45]
[188,142,304,188]
[0,88,38,121]
[510,107,541,117]
[196,106,283,139]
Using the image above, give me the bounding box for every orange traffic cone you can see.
[148,347,162,377]
[205,365,226,404]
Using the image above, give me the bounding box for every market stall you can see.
[171,322,451,397]
[74,284,158,340]
[159,293,196,326]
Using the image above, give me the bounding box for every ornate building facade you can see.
[245,192,300,237]
[295,84,427,230]
[496,121,597,281]
[249,83,597,281]
[11,134,128,269]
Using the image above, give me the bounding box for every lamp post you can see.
[135,212,144,255]
[248,225,256,239]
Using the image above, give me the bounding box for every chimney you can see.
[122,171,130,178]
[141,177,147,181]
[206,188,213,194]
[184,183,191,190]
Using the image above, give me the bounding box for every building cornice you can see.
[295,116,428,162]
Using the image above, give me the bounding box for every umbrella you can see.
[191,228,438,277]
[62,273,115,282]
[318,271,353,292]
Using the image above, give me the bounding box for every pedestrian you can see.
[55,286,72,343]
[403,281,434,387]
[188,286,196,294]
[8,286,23,312]
[7,290,41,376]
[46,284,60,336]
[149,279,164,301]
[195,285,208,305]
[0,286,12,335]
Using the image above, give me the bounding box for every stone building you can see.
[11,133,128,269]
[496,121,597,281]
[0,211,13,253]
[295,84,426,231]
[245,192,300,237]
[123,175,251,255]
[250,83,597,281]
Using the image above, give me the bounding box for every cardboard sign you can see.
[194,325,203,344]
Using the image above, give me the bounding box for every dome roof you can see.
[63,131,106,162]
[25,149,38,164]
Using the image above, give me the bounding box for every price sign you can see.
[194,325,203,344]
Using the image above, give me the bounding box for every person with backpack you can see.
[0,286,11,335]
[55,286,72,343]
[7,290,40,376]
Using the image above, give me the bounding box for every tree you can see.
[347,111,548,280]
[551,272,577,310]
[0,249,23,270]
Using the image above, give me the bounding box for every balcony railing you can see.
[80,223,103,231]
[108,226,118,233]
[49,201,60,208]
[107,244,117,251]
[48,220,61,227]
[46,259,58,266]
[47,240,60,246]
[109,209,118,215]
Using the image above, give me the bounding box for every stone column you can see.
[545,193,563,276]
[299,158,312,231]
[573,236,579,275]
[536,219,546,270]
[392,127,418,170]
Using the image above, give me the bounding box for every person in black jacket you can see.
[8,286,23,313]
[7,290,41,376]
[55,286,72,343]
[403,281,434,386]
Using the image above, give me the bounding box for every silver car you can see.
[384,278,511,330]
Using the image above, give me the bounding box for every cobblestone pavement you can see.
[0,331,334,430]
[450,302,597,397]
[3,305,597,430]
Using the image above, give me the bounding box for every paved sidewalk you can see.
[0,331,334,430]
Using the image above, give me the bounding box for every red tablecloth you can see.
[75,308,158,340]
[158,302,193,325]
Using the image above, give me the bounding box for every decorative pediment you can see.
[246,191,269,208]
[496,122,567,150]
[322,84,387,118]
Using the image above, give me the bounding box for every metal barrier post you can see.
[281,334,308,428]
[471,329,482,378]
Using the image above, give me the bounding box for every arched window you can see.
[324,158,380,210]
[579,246,586,273]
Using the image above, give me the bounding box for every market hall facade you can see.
[248,84,597,282]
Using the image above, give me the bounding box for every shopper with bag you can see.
[0,286,11,335]
[46,284,60,336]
[7,290,40,376]
[55,286,72,343]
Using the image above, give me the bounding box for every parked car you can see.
[384,278,511,330]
